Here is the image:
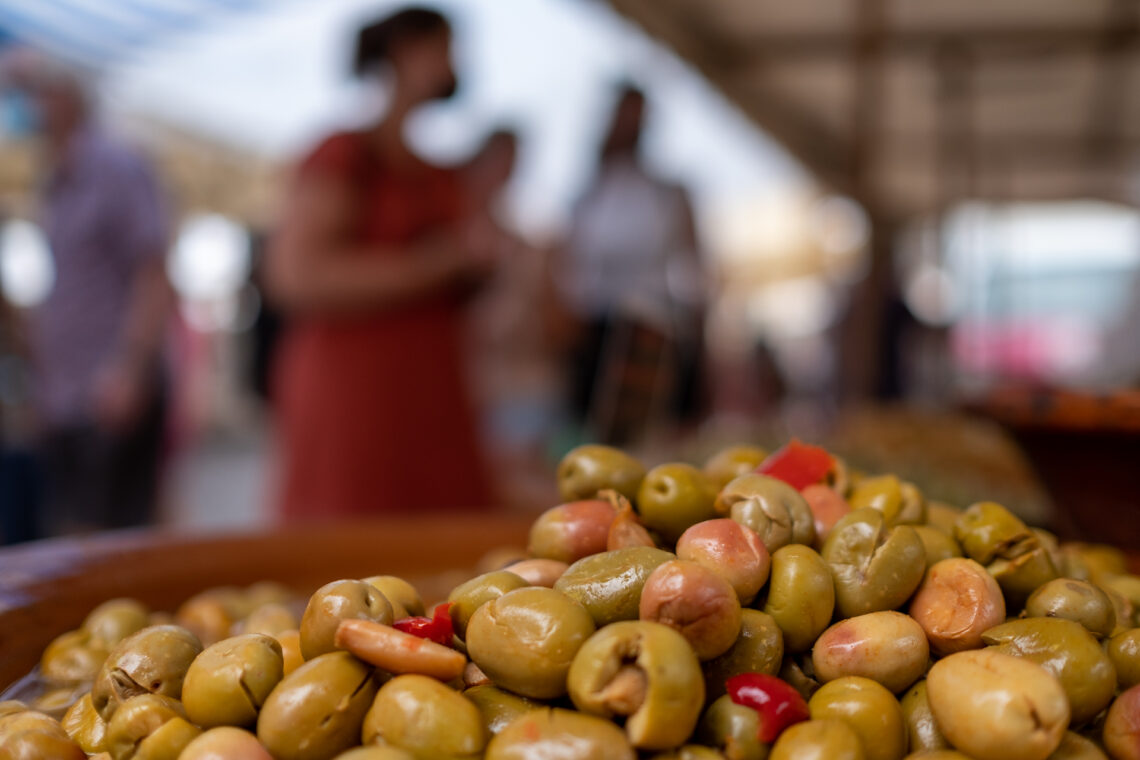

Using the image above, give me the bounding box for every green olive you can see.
[1025,578,1116,638]
[299,580,393,661]
[466,587,595,699]
[637,463,719,545]
[1047,731,1108,759]
[696,694,767,760]
[361,674,485,758]
[1098,574,1140,627]
[557,444,646,504]
[528,499,617,563]
[362,576,425,618]
[909,558,1005,657]
[242,603,300,637]
[676,519,771,604]
[704,445,768,490]
[175,591,241,647]
[770,719,865,760]
[954,502,1058,606]
[720,474,813,551]
[812,611,928,694]
[703,609,784,702]
[763,544,835,653]
[899,681,949,752]
[1103,683,1140,760]
[32,686,84,719]
[848,475,911,525]
[332,747,416,760]
[926,649,1068,760]
[61,693,108,754]
[982,617,1116,725]
[256,651,378,760]
[0,702,25,719]
[568,620,704,749]
[180,727,274,760]
[1108,628,1140,690]
[448,570,530,638]
[808,677,906,760]
[92,625,203,722]
[924,502,961,535]
[105,694,200,760]
[0,725,86,760]
[553,547,673,626]
[911,526,962,571]
[649,745,727,760]
[486,708,636,760]
[83,600,151,650]
[182,633,284,728]
[40,630,107,685]
[462,685,541,736]
[639,560,742,661]
[822,508,924,619]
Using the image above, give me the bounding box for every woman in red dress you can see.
[267,8,495,519]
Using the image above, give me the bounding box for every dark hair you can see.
[600,82,647,159]
[353,7,450,75]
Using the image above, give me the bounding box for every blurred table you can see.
[0,515,532,689]
[966,387,1140,549]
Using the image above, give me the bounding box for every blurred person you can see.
[0,50,173,536]
[559,84,706,444]
[266,7,496,519]
[464,130,566,487]
[0,260,40,545]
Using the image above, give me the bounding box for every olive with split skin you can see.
[0,711,86,760]
[909,557,1005,657]
[1025,578,1116,638]
[822,508,925,619]
[554,547,674,626]
[362,576,424,619]
[486,708,635,760]
[62,693,109,754]
[954,501,1058,606]
[557,444,646,504]
[719,474,814,551]
[462,685,541,736]
[361,674,486,758]
[105,693,201,760]
[807,677,906,760]
[638,463,719,545]
[926,649,1068,760]
[696,694,767,760]
[770,719,865,760]
[91,625,203,722]
[982,617,1116,725]
[466,586,596,699]
[703,609,784,702]
[256,651,378,760]
[182,633,284,728]
[638,559,742,661]
[568,620,705,750]
[447,570,529,638]
[848,474,925,526]
[299,579,393,660]
[704,445,768,490]
[763,544,835,653]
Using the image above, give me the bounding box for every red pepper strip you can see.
[726,672,810,744]
[392,602,454,646]
[755,439,834,491]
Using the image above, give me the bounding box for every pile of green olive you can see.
[4,441,1140,760]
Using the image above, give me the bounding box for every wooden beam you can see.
[609,0,860,198]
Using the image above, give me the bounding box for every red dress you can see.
[274,132,493,519]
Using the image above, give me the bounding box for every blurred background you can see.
[1,0,1138,544]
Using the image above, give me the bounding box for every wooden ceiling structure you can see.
[608,0,1140,396]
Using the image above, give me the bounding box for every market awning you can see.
[607,0,1140,219]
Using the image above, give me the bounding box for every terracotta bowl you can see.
[0,514,532,689]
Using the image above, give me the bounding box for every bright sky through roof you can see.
[100,0,809,237]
